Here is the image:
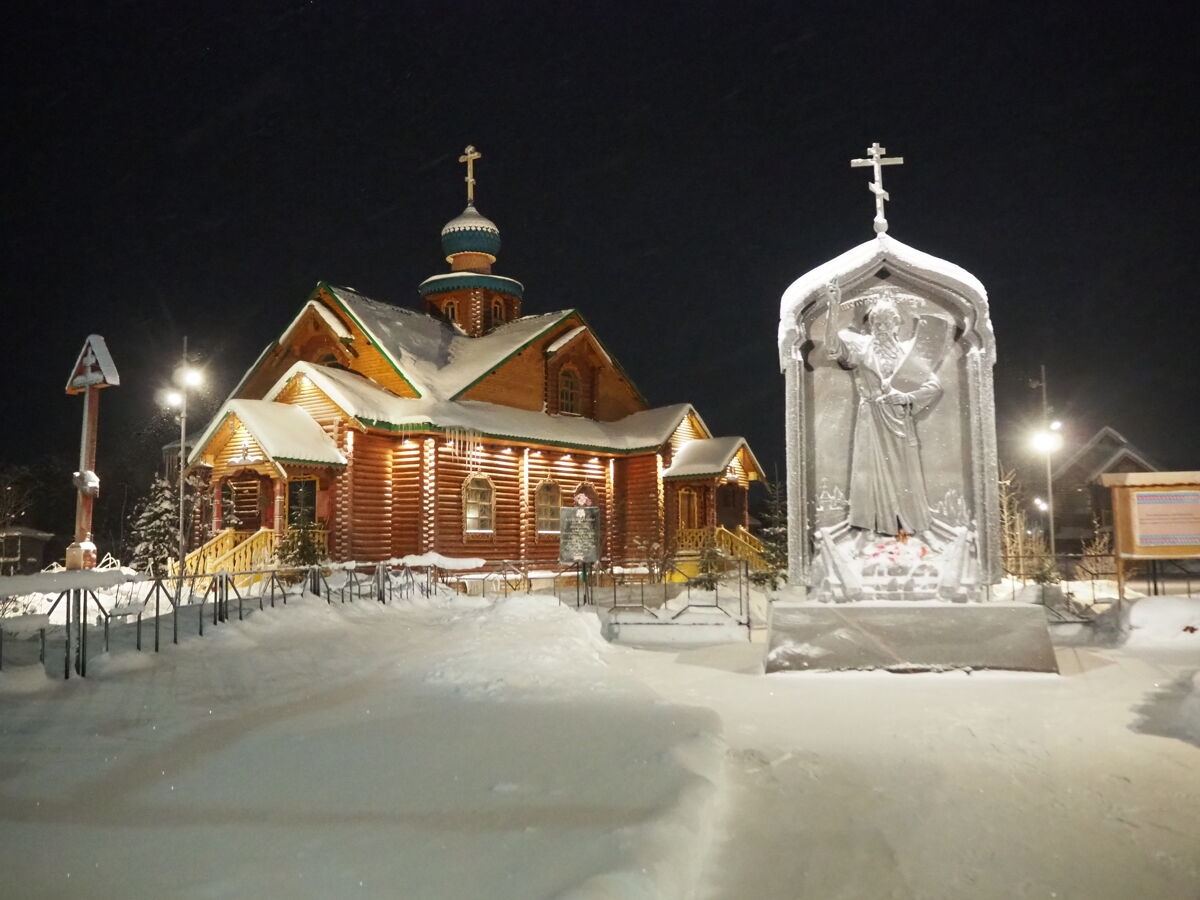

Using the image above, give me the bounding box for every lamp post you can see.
[164,337,203,572]
[1030,422,1063,559]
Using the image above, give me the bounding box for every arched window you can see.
[678,488,699,530]
[535,481,561,533]
[443,300,458,322]
[558,367,581,415]
[491,298,504,325]
[463,475,495,533]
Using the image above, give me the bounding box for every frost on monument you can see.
[778,166,1001,601]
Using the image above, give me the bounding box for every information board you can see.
[1134,490,1200,547]
[558,506,600,563]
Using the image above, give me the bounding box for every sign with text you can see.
[559,506,600,563]
[1134,491,1200,547]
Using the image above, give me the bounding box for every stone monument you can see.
[768,144,1056,672]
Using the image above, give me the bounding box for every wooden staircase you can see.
[677,525,768,572]
[170,528,277,588]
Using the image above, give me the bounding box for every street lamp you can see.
[164,338,203,573]
[1030,426,1063,559]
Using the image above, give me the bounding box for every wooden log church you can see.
[183,148,763,574]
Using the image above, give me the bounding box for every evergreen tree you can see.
[751,477,789,590]
[128,474,178,576]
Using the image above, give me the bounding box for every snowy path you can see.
[612,639,1200,899]
[1,592,1198,898]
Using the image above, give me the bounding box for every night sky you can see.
[5,1,1197,536]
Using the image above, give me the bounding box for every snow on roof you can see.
[266,362,691,453]
[326,285,574,399]
[543,325,614,366]
[0,526,54,539]
[1053,426,1160,482]
[545,326,586,354]
[662,436,755,479]
[227,400,346,466]
[280,299,354,344]
[65,335,120,393]
[190,399,346,467]
[778,233,991,370]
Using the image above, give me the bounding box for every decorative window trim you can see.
[444,300,458,322]
[534,480,561,534]
[491,298,504,324]
[558,366,581,415]
[462,473,496,534]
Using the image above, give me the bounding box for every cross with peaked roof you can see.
[850,142,904,234]
[459,145,481,205]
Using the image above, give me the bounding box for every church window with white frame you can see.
[535,481,561,533]
[463,475,495,533]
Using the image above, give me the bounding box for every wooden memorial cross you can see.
[850,142,904,234]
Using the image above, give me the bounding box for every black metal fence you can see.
[0,555,756,680]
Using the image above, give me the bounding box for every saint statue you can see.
[823,283,945,535]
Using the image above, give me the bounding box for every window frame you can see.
[558,366,582,415]
[462,474,496,534]
[534,480,562,534]
[286,477,319,529]
[678,487,699,530]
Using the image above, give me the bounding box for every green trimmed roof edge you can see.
[319,281,423,398]
[417,273,525,299]
[449,309,578,400]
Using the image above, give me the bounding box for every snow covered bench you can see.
[0,614,50,669]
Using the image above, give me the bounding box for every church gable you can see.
[232,284,422,403]
[457,315,647,420]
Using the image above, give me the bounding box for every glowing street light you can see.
[1030,425,1063,559]
[164,339,203,575]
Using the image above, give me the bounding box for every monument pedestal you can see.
[766,602,1059,673]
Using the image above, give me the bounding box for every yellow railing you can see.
[170,529,255,577]
[208,528,278,579]
[677,526,768,571]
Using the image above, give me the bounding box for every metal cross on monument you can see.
[850,142,904,234]
[459,145,481,205]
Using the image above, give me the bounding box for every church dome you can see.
[440,204,501,260]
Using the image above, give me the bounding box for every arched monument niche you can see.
[778,234,1000,602]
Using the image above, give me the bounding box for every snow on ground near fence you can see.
[0,591,1198,897]
[0,590,724,899]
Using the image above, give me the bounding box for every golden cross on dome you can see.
[850,142,904,234]
[459,145,482,205]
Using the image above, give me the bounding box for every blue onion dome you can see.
[440,204,501,260]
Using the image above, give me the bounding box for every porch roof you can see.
[191,399,346,468]
[662,436,760,479]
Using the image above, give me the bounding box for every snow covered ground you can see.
[0,589,1197,898]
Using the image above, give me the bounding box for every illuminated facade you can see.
[185,171,762,570]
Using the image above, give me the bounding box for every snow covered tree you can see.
[0,465,37,528]
[128,475,178,576]
[751,477,788,590]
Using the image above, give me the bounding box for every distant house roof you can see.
[1054,426,1159,483]
[662,436,761,479]
[324,285,576,400]
[0,526,53,540]
[191,399,347,468]
[263,362,695,454]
